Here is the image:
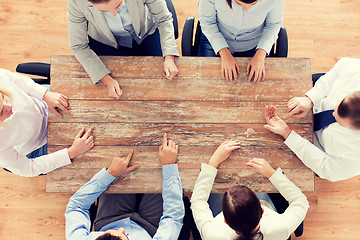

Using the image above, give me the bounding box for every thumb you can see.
[126,165,140,173]
[76,127,85,139]
[164,68,170,77]
[263,125,276,133]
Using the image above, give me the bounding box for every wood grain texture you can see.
[47,123,312,146]
[48,146,307,170]
[46,168,314,194]
[48,100,312,124]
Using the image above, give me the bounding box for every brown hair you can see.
[338,90,360,130]
[96,233,122,240]
[226,0,258,9]
[222,185,263,240]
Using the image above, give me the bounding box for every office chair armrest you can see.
[312,73,325,86]
[181,17,195,56]
[16,62,51,85]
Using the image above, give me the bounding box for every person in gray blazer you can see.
[68,0,179,99]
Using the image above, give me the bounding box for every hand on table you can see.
[246,158,275,178]
[219,48,240,81]
[208,140,241,168]
[68,127,95,159]
[107,149,140,178]
[264,106,292,139]
[163,55,178,80]
[43,91,72,118]
[100,74,122,99]
[284,96,314,119]
[247,49,266,83]
[159,133,179,165]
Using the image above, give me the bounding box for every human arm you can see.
[246,49,267,83]
[67,0,114,86]
[190,141,241,239]
[65,150,139,240]
[219,48,240,82]
[153,133,184,239]
[263,106,292,139]
[145,0,179,80]
[42,91,72,118]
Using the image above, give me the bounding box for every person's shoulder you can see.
[68,0,92,9]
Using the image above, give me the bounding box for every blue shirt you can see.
[65,165,184,240]
[199,0,285,54]
[103,1,143,48]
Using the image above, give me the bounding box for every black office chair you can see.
[181,17,288,57]
[16,62,50,85]
[312,73,325,86]
[165,0,178,40]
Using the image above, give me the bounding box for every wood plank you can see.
[47,122,312,146]
[46,168,314,193]
[48,100,313,124]
[50,56,311,80]
[50,77,312,101]
[48,145,308,169]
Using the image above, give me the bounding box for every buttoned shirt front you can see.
[199,0,285,54]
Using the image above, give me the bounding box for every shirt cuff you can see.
[305,87,322,106]
[97,167,117,186]
[57,148,72,167]
[268,168,283,183]
[162,164,180,178]
[284,130,303,151]
[201,163,218,177]
[31,84,49,100]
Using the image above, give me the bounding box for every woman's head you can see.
[222,185,263,240]
[0,88,13,122]
[226,0,258,11]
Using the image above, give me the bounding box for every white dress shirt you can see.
[199,0,285,54]
[190,163,309,240]
[0,69,71,177]
[285,57,360,182]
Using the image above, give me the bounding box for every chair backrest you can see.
[16,62,50,84]
[181,19,288,58]
[164,0,178,40]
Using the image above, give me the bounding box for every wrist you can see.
[255,48,267,59]
[219,48,231,57]
[42,90,49,101]
[266,169,276,178]
[164,55,175,61]
[305,96,314,107]
[67,147,76,159]
[208,159,219,168]
[106,168,117,177]
[282,127,292,140]
[100,75,112,85]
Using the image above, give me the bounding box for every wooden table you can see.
[46,56,314,193]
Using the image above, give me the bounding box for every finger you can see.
[86,136,94,144]
[248,68,254,82]
[262,68,265,81]
[76,127,85,138]
[235,63,240,75]
[286,106,301,119]
[169,140,174,148]
[52,107,63,118]
[126,165,140,173]
[59,98,69,107]
[57,104,72,116]
[175,144,179,152]
[232,68,237,81]
[164,68,170,78]
[125,149,134,163]
[83,126,95,138]
[229,145,241,151]
[163,133,168,146]
[246,62,250,75]
[222,67,225,78]
[225,69,229,81]
[228,68,233,82]
[263,124,276,133]
[61,94,69,101]
[115,84,122,98]
[89,142,95,149]
[254,69,259,83]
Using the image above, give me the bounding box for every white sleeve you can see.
[0,69,48,100]
[190,163,218,239]
[305,58,347,105]
[284,130,353,182]
[0,148,71,177]
[199,0,229,54]
[268,168,309,237]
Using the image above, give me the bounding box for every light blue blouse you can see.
[199,0,285,54]
[103,1,143,48]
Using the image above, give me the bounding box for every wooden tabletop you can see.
[46,56,314,194]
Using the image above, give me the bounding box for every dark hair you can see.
[96,233,122,240]
[89,0,111,4]
[226,0,258,9]
[338,90,360,130]
[222,185,263,240]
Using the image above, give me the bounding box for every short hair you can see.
[222,185,263,240]
[96,233,122,240]
[88,0,111,4]
[226,0,258,9]
[338,90,360,130]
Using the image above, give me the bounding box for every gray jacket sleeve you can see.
[67,0,111,84]
[145,0,179,57]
